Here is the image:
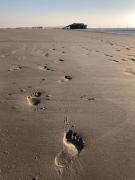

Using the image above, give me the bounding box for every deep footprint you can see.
[55,129,84,168]
[64,75,72,81]
[27,91,41,106]
[59,59,64,62]
[58,75,72,83]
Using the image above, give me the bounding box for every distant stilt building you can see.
[63,23,87,29]
[32,26,43,29]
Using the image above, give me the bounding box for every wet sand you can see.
[0,28,135,180]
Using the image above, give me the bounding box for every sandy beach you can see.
[0,28,135,180]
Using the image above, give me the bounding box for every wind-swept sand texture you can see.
[0,28,135,179]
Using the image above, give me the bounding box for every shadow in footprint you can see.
[129,58,135,61]
[108,59,119,63]
[39,65,54,71]
[59,59,64,62]
[65,75,72,81]
[66,129,84,153]
[45,53,49,57]
[105,54,113,58]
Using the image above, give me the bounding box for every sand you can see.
[0,28,135,180]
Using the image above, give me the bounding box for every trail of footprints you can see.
[24,46,85,173]
[5,45,86,175]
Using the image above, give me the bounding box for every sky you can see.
[0,0,135,28]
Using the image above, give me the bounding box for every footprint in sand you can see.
[27,91,51,106]
[58,58,64,62]
[45,53,49,57]
[65,75,72,81]
[27,91,41,106]
[129,58,135,61]
[57,75,72,83]
[104,54,113,58]
[80,95,95,101]
[38,65,54,71]
[8,65,22,71]
[108,59,119,63]
[126,47,130,51]
[55,129,84,169]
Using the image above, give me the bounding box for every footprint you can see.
[129,58,135,61]
[27,91,41,106]
[105,54,113,58]
[27,91,51,106]
[38,65,54,71]
[80,95,95,101]
[108,59,119,63]
[45,53,49,57]
[57,75,72,83]
[8,65,22,71]
[59,59,64,62]
[64,75,72,81]
[55,129,84,169]
[19,88,26,93]
[126,47,130,51]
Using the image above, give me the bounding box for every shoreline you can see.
[1,27,135,36]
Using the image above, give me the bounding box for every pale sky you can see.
[0,0,135,28]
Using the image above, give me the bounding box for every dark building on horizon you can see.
[63,23,87,29]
